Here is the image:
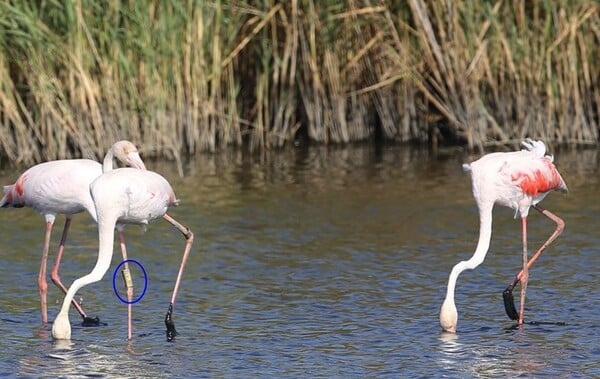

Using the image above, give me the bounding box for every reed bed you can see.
[0,0,597,165]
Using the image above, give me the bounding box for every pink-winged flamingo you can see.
[0,141,146,325]
[51,167,193,341]
[440,139,567,333]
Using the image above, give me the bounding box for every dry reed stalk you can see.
[0,56,41,164]
[0,1,597,165]
[261,1,299,149]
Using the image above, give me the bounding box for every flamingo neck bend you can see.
[102,149,116,172]
[51,213,118,339]
[440,201,494,333]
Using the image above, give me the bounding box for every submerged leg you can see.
[503,205,565,321]
[162,213,194,342]
[118,228,134,340]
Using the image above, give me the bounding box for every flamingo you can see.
[51,167,193,341]
[0,141,146,325]
[440,139,567,333]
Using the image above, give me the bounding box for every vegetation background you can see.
[0,0,598,165]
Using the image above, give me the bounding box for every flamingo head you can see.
[440,297,458,333]
[113,140,147,170]
[51,312,72,340]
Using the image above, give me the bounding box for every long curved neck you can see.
[57,214,117,315]
[445,201,494,301]
[102,149,115,172]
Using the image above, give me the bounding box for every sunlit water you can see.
[0,144,598,378]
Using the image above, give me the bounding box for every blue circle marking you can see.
[112,259,148,304]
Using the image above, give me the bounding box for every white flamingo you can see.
[52,167,193,341]
[1,141,146,324]
[440,139,567,333]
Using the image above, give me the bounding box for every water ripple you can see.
[0,145,598,377]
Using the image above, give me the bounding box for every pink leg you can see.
[38,221,53,324]
[513,205,565,281]
[118,228,133,340]
[519,216,528,325]
[50,217,88,318]
[503,205,566,321]
[162,213,194,341]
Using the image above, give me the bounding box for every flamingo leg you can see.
[38,220,53,324]
[50,218,73,298]
[50,218,87,318]
[162,213,194,342]
[118,228,134,340]
[519,217,528,325]
[503,205,565,321]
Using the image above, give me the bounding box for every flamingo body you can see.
[1,142,146,217]
[464,146,567,217]
[2,160,105,218]
[440,139,567,333]
[92,168,177,225]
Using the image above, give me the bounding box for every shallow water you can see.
[0,144,598,378]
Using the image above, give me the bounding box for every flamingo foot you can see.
[502,283,519,321]
[165,303,178,342]
[81,316,106,327]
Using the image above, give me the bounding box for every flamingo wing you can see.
[502,155,568,197]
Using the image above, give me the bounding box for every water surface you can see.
[0,144,598,378]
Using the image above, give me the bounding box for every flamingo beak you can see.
[128,152,147,170]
